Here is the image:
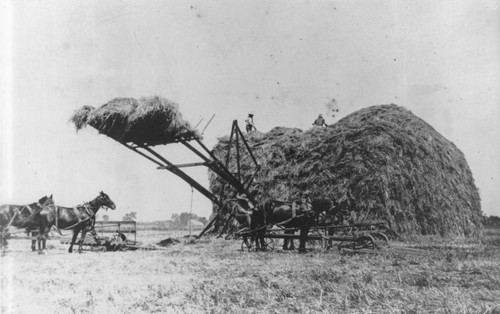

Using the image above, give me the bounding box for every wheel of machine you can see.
[353,235,375,250]
[371,232,390,249]
[265,237,275,251]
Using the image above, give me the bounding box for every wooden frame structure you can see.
[91,120,259,238]
[94,220,137,242]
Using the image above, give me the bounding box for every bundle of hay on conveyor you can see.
[70,96,201,145]
[209,104,482,237]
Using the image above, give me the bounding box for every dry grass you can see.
[1,229,499,313]
[70,96,201,146]
[209,105,482,238]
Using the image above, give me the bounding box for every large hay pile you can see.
[70,96,200,145]
[209,104,482,237]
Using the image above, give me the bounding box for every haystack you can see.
[70,96,201,145]
[209,104,482,237]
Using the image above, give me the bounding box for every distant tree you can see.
[171,214,180,227]
[122,212,137,221]
[170,212,207,228]
[485,215,500,227]
[179,212,192,227]
[102,215,109,222]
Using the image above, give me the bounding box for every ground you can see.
[1,229,500,314]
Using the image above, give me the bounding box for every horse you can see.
[36,191,116,253]
[0,195,54,252]
[254,198,338,253]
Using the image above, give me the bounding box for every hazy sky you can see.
[1,0,499,221]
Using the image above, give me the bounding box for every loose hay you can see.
[157,237,181,247]
[70,105,95,130]
[209,104,482,237]
[70,96,201,145]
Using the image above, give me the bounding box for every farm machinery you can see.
[236,217,391,253]
[59,220,149,251]
[73,101,402,254]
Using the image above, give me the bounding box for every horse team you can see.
[2,190,340,254]
[233,192,341,253]
[0,191,115,254]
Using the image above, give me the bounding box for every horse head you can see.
[311,198,338,215]
[38,195,54,207]
[97,191,116,210]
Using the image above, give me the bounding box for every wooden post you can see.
[189,186,193,238]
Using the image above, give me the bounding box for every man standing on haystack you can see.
[312,114,327,127]
[245,113,256,133]
[300,190,312,212]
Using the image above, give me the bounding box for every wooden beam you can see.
[157,162,209,169]
[140,146,222,207]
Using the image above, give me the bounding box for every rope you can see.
[275,214,305,227]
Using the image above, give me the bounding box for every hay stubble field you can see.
[1,229,500,314]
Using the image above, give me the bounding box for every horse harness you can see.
[4,202,43,230]
[50,203,96,231]
[270,198,313,228]
[290,197,312,218]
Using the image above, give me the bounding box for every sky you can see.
[1,0,499,222]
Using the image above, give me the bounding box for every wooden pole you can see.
[189,186,193,238]
[235,126,241,181]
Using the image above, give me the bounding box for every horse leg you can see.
[78,228,88,253]
[68,229,80,253]
[256,227,266,251]
[283,230,295,250]
[34,231,42,252]
[36,229,48,254]
[327,227,334,249]
[298,226,310,253]
[289,231,295,251]
[253,231,261,251]
[37,233,43,254]
[260,229,267,251]
[0,228,7,253]
[31,231,36,252]
[283,236,288,250]
[36,231,41,251]
[37,230,47,251]
[38,232,48,252]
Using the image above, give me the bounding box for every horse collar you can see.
[19,204,32,215]
[82,203,94,216]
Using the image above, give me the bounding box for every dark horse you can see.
[0,195,54,251]
[37,191,116,253]
[254,198,338,253]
